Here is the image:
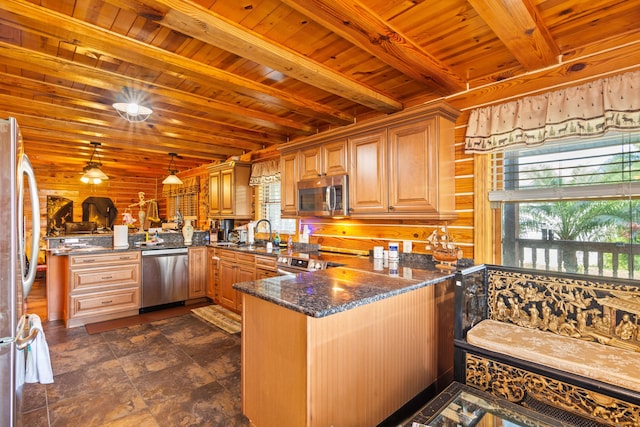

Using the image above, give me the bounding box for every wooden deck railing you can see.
[516,239,640,279]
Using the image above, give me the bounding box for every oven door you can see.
[276,267,299,276]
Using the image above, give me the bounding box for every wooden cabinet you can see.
[217,249,255,313]
[255,255,279,279]
[206,247,218,301]
[387,118,454,215]
[66,251,141,328]
[299,139,347,180]
[348,129,388,214]
[208,161,253,219]
[280,101,460,220]
[188,246,207,299]
[280,151,298,216]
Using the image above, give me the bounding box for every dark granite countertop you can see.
[232,246,457,318]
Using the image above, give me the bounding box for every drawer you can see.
[70,264,140,291]
[70,251,140,267]
[218,249,237,262]
[237,253,255,265]
[255,255,276,270]
[69,286,140,319]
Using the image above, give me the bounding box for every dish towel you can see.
[24,314,54,384]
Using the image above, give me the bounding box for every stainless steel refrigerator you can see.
[0,117,41,427]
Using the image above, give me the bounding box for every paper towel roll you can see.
[113,225,129,249]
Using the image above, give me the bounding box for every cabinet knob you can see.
[389,206,395,210]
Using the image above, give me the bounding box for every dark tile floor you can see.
[22,314,249,426]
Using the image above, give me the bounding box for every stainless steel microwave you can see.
[297,174,349,217]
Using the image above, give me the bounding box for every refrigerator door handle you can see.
[0,314,37,350]
[18,154,40,298]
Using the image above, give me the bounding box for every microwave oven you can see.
[297,174,349,217]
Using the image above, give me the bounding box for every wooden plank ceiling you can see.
[0,0,638,180]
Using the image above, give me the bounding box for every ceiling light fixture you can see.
[112,102,153,123]
[81,142,109,184]
[162,153,183,185]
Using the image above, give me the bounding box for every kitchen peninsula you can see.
[234,255,459,427]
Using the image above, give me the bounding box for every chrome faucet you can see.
[255,219,272,243]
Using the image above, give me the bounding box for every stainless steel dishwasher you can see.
[141,247,189,311]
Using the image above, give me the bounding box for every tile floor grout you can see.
[22,314,249,426]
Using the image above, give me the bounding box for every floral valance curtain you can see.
[465,70,640,154]
[162,176,199,197]
[249,158,280,186]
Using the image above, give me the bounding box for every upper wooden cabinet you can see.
[299,139,347,180]
[280,152,298,217]
[280,101,460,220]
[208,161,253,219]
[348,129,387,214]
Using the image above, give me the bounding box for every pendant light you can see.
[112,102,152,123]
[81,142,109,184]
[112,87,153,123]
[162,153,183,185]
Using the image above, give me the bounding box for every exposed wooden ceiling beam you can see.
[151,0,403,113]
[0,41,316,136]
[467,0,560,71]
[0,0,354,127]
[282,0,466,93]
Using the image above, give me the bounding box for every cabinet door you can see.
[388,119,437,213]
[188,247,207,298]
[220,167,235,216]
[219,260,237,309]
[235,263,256,312]
[206,247,217,300]
[348,129,388,214]
[280,151,298,216]
[299,146,322,180]
[322,139,347,176]
[209,171,221,216]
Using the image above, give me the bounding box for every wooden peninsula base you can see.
[241,278,454,427]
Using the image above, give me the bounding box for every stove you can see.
[276,253,329,273]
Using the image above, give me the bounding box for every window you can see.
[256,182,296,235]
[493,131,640,279]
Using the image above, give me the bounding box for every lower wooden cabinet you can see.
[217,249,256,313]
[66,251,141,328]
[207,247,218,301]
[255,255,279,279]
[188,246,207,299]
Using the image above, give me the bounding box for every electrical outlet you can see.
[403,240,412,253]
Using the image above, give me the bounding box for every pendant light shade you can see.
[162,153,183,185]
[112,102,152,123]
[81,142,108,184]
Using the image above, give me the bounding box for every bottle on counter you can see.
[287,234,293,251]
[273,232,280,247]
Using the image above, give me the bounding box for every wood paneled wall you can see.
[34,170,160,235]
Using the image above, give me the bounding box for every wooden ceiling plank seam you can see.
[0,0,354,125]
[282,0,467,93]
[467,0,560,71]
[151,0,403,112]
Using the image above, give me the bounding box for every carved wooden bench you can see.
[454,265,640,426]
